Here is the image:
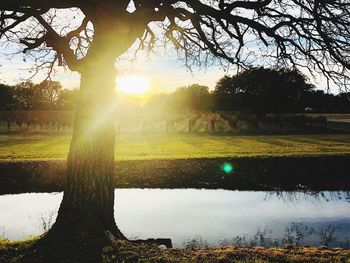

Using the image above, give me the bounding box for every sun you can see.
[116,75,150,95]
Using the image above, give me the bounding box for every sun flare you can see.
[116,75,150,95]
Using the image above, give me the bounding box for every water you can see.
[0,189,349,248]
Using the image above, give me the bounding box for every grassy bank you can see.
[1,238,349,263]
[1,133,350,261]
[1,155,349,194]
[0,133,350,161]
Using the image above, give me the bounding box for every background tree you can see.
[56,88,79,110]
[10,80,67,110]
[35,80,63,110]
[146,84,212,113]
[213,75,243,111]
[301,89,350,113]
[12,81,36,110]
[0,83,13,110]
[213,67,315,113]
[1,0,350,261]
[173,84,213,112]
[334,93,350,113]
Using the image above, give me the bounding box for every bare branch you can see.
[0,0,349,90]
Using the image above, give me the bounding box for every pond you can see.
[0,189,349,248]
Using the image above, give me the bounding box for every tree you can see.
[56,88,79,110]
[35,80,63,110]
[334,93,350,113]
[12,81,36,110]
[0,80,75,111]
[10,80,64,110]
[1,0,350,261]
[0,83,14,110]
[146,84,212,113]
[173,84,212,112]
[213,67,315,113]
[214,75,243,111]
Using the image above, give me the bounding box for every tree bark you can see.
[28,15,145,262]
[29,64,125,262]
[55,63,122,235]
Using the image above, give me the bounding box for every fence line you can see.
[0,111,327,133]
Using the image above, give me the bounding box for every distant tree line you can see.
[0,80,78,111]
[0,71,334,132]
[0,81,78,131]
[1,67,349,114]
[146,67,350,114]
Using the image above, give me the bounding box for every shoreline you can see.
[1,238,350,262]
[1,155,349,262]
[1,154,349,194]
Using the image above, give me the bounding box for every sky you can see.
[0,46,336,97]
[115,54,226,95]
[0,4,342,98]
[0,26,337,98]
[0,45,226,94]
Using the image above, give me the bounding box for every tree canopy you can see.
[214,67,315,113]
[146,84,212,112]
[0,80,77,110]
[1,0,350,88]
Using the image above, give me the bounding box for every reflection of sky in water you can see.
[0,190,349,248]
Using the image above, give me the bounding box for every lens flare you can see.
[222,163,233,174]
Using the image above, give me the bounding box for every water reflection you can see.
[264,191,350,203]
[0,189,349,248]
[213,223,350,249]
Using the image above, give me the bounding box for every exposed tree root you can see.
[22,217,126,263]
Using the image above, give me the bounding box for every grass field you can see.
[0,132,350,161]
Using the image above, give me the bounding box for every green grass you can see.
[0,133,350,161]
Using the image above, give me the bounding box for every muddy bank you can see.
[0,155,349,194]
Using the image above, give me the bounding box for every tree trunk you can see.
[55,64,121,235]
[26,16,145,261]
[31,65,124,262]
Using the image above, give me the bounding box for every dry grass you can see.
[1,238,350,263]
[106,240,350,262]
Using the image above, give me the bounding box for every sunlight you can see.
[116,75,150,95]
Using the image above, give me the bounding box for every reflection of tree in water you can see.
[183,235,209,249]
[247,228,275,247]
[184,223,349,249]
[0,226,7,242]
[319,225,337,247]
[283,223,315,246]
[264,191,350,204]
[38,211,57,232]
[218,228,278,248]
